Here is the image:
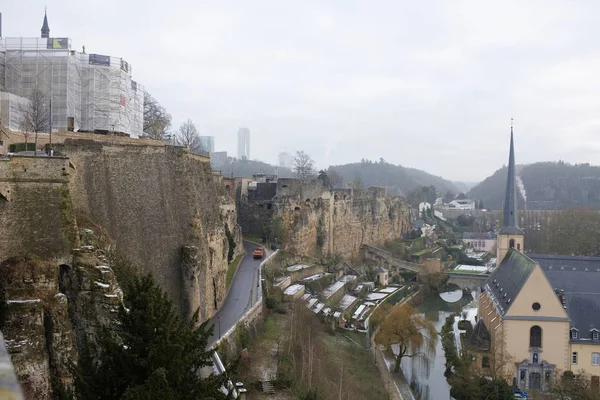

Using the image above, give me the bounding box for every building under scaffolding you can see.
[0,11,143,137]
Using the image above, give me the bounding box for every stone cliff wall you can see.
[240,179,410,258]
[0,156,78,259]
[0,244,121,400]
[56,139,242,321]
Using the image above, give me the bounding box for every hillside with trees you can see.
[328,159,461,195]
[468,161,600,210]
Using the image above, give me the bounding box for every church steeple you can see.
[499,121,523,235]
[496,120,525,264]
[41,9,50,38]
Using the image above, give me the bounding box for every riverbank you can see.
[370,291,420,400]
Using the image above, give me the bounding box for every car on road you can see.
[252,246,264,259]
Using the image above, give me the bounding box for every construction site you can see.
[0,11,144,142]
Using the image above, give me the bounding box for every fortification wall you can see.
[55,139,242,321]
[240,180,410,258]
[0,156,78,259]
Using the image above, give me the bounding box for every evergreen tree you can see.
[76,274,228,399]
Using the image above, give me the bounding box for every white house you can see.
[418,201,432,214]
[448,199,476,210]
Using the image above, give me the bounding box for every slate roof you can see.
[530,254,600,343]
[484,249,537,316]
[466,319,491,352]
[41,11,50,38]
[463,232,496,240]
[499,129,524,235]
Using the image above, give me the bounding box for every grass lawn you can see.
[226,255,243,290]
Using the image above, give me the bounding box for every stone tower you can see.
[496,124,524,264]
[41,10,50,38]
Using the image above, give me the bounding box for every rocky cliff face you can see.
[55,139,242,321]
[0,139,244,398]
[0,234,123,400]
[240,179,410,258]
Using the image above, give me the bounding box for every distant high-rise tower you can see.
[199,136,215,153]
[237,128,250,159]
[278,152,294,169]
[41,10,50,38]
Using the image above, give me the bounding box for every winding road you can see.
[207,241,265,347]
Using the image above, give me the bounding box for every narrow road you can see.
[207,241,264,347]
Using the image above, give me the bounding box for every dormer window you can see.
[571,328,579,340]
[592,330,599,341]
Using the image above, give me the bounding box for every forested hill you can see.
[328,160,461,195]
[468,161,600,210]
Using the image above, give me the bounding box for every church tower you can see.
[496,123,524,264]
[41,10,50,38]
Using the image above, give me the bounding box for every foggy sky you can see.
[3,1,600,181]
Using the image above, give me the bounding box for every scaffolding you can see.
[0,37,143,137]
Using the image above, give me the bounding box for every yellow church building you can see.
[471,129,600,392]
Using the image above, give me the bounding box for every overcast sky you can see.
[3,1,600,181]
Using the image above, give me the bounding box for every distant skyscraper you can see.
[199,136,215,153]
[237,128,250,159]
[278,152,294,169]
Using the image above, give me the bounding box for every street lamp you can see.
[218,316,222,339]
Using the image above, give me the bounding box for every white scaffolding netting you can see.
[0,37,143,137]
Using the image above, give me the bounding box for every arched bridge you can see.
[446,272,489,291]
[362,244,423,274]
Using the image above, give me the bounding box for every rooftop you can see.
[287,264,312,272]
[322,280,345,300]
[531,254,600,341]
[284,284,305,296]
[484,249,537,316]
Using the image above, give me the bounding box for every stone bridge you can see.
[362,244,423,274]
[446,272,489,291]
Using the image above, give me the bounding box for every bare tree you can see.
[293,150,316,180]
[19,88,50,154]
[175,119,205,153]
[143,92,172,140]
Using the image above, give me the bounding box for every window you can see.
[571,329,579,339]
[532,302,541,311]
[482,356,490,368]
[533,353,539,364]
[593,331,599,341]
[593,353,600,366]
[530,326,542,348]
[573,352,578,364]
[509,239,515,248]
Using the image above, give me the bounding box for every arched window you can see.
[509,239,515,249]
[533,353,539,364]
[530,326,542,348]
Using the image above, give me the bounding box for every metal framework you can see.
[0,37,143,137]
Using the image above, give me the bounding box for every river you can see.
[399,290,476,400]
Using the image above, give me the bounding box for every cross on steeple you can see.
[41,8,50,38]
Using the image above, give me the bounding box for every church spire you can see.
[41,8,50,38]
[499,119,523,235]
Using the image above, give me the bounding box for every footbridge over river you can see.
[446,272,489,291]
[362,244,490,290]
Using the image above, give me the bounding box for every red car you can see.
[252,246,264,259]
